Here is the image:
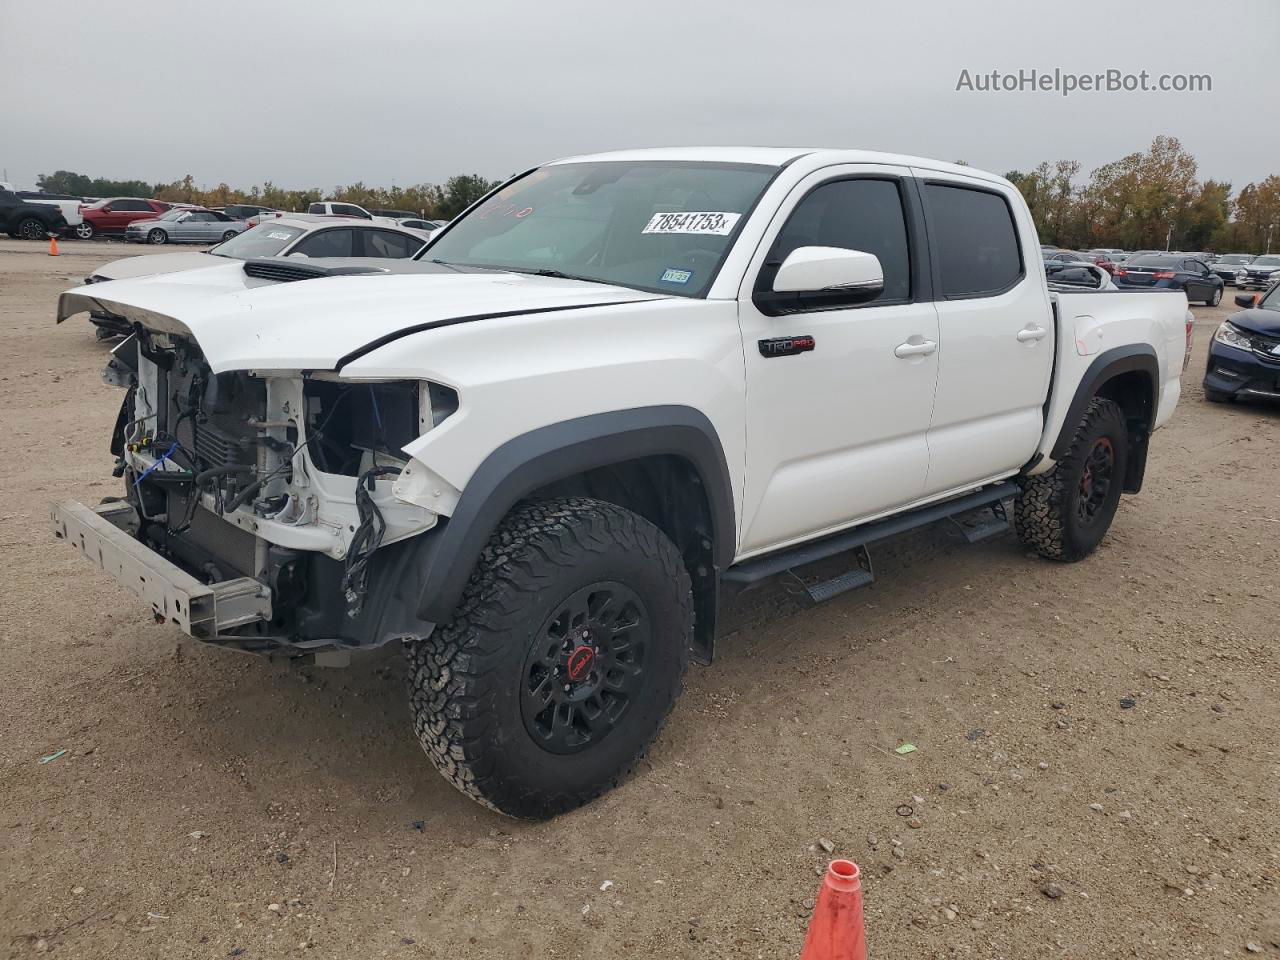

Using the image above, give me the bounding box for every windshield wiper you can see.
[513,266,607,285]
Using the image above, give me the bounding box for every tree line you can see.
[1004,135,1279,253]
[35,136,1280,252]
[34,170,502,221]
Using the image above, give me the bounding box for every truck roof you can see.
[549,146,1001,185]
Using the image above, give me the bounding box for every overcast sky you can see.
[5,0,1277,192]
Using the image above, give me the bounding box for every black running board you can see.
[723,482,1018,594]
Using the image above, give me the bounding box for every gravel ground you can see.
[0,238,1277,959]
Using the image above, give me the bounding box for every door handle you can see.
[894,339,937,359]
[1016,326,1048,342]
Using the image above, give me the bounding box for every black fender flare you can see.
[1049,344,1159,492]
[414,405,736,624]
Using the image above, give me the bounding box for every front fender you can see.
[413,405,735,625]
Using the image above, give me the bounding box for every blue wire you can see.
[134,441,179,487]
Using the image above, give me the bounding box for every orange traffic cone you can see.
[48,235,59,256]
[800,861,866,960]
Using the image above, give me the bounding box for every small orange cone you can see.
[48,235,59,256]
[799,860,866,960]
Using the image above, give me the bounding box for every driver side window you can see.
[763,178,911,303]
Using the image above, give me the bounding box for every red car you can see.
[1079,252,1117,275]
[76,197,172,240]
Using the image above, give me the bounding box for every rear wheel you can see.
[1015,397,1129,562]
[221,230,237,242]
[74,221,95,240]
[16,217,47,241]
[407,497,692,819]
[147,228,167,245]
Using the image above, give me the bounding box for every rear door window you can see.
[360,229,418,258]
[924,184,1024,298]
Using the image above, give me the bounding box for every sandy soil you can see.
[0,237,1276,959]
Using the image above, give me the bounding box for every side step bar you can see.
[723,482,1018,596]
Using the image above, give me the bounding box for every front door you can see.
[736,166,939,556]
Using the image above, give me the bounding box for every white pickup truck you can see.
[53,147,1191,818]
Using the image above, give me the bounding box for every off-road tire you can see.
[407,497,692,819]
[1015,397,1129,562]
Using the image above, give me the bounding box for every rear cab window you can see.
[924,183,1023,298]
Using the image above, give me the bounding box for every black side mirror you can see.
[1234,294,1256,308]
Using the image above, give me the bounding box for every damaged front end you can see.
[54,328,457,657]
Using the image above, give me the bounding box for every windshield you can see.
[1252,256,1280,267]
[210,222,305,259]
[157,209,190,222]
[1126,255,1180,268]
[1216,255,1253,264]
[423,161,777,297]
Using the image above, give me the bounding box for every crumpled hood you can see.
[58,261,664,373]
[91,251,225,281]
[1229,306,1280,338]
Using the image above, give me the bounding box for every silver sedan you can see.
[125,208,247,245]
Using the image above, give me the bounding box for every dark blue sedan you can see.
[1204,285,1280,403]
[1115,254,1224,306]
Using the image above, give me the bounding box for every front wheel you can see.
[407,497,692,819]
[147,228,167,245]
[16,217,47,241]
[1206,286,1222,307]
[74,221,95,240]
[1015,397,1129,562]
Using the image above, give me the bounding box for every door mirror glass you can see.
[773,246,884,297]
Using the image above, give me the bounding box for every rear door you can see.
[914,172,1055,494]
[736,165,940,555]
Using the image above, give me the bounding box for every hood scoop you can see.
[242,259,390,283]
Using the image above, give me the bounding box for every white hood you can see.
[58,261,664,373]
[91,251,226,281]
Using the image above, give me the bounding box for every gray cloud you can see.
[4,0,1276,191]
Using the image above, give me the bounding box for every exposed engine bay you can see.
[103,328,454,652]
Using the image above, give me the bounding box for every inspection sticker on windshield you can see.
[660,268,693,284]
[642,211,741,236]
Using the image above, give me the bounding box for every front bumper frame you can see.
[51,499,272,639]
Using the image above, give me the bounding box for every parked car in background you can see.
[215,203,279,221]
[78,198,171,239]
[370,208,422,221]
[125,208,248,245]
[0,187,69,239]
[1203,283,1280,404]
[1236,255,1280,290]
[79,215,431,337]
[306,201,397,224]
[1043,250,1086,264]
[395,218,438,232]
[0,182,86,235]
[1077,251,1117,275]
[1208,254,1254,285]
[1114,253,1224,305]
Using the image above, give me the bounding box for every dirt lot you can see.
[0,237,1276,959]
